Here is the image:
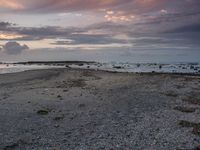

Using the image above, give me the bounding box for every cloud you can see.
[0,0,199,16]
[0,21,14,30]
[0,20,199,50]
[0,0,24,10]
[2,41,29,55]
[51,34,128,45]
[0,0,131,13]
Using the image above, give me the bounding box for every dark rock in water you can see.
[137,64,140,67]
[78,64,84,66]
[182,67,187,69]
[113,66,124,69]
[159,65,162,69]
[190,65,195,69]
[65,65,70,68]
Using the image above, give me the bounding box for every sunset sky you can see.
[0,0,199,62]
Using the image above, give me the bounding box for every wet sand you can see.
[0,68,200,150]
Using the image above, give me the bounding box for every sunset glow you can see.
[0,0,199,62]
[0,0,24,10]
[0,33,25,40]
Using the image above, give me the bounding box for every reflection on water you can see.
[0,64,64,74]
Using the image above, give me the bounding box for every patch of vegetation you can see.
[56,79,86,89]
[164,91,178,97]
[175,84,185,89]
[113,66,124,69]
[179,120,198,128]
[57,95,63,100]
[78,103,86,108]
[37,109,49,115]
[82,71,93,77]
[177,145,200,150]
[70,79,86,88]
[3,138,31,150]
[174,106,196,113]
[54,114,65,121]
[179,120,200,136]
[192,145,200,150]
[182,92,200,105]
[192,126,200,136]
[4,143,18,150]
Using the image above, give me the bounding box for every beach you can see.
[0,68,200,149]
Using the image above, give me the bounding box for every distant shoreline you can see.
[0,67,200,77]
[0,60,200,65]
[0,61,200,75]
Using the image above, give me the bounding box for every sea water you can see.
[0,64,64,74]
[1,62,199,75]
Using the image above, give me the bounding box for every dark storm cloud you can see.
[2,41,29,55]
[0,20,200,48]
[167,23,200,33]
[0,22,11,27]
[0,21,15,30]
[0,0,200,49]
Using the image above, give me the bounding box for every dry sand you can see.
[0,68,200,150]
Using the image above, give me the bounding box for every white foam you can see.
[0,63,200,74]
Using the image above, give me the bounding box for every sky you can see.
[0,0,200,63]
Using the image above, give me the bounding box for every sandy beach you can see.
[0,68,200,150]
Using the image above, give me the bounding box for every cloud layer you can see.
[0,0,199,61]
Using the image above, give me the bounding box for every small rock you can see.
[57,95,62,98]
[54,124,59,128]
[78,103,86,108]
[54,115,65,121]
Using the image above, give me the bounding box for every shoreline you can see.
[1,62,200,75]
[0,67,200,77]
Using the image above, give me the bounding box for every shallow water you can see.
[1,62,199,74]
[0,64,64,74]
[70,63,200,74]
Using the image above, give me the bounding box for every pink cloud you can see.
[0,0,24,10]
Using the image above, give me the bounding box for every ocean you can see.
[0,62,200,75]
